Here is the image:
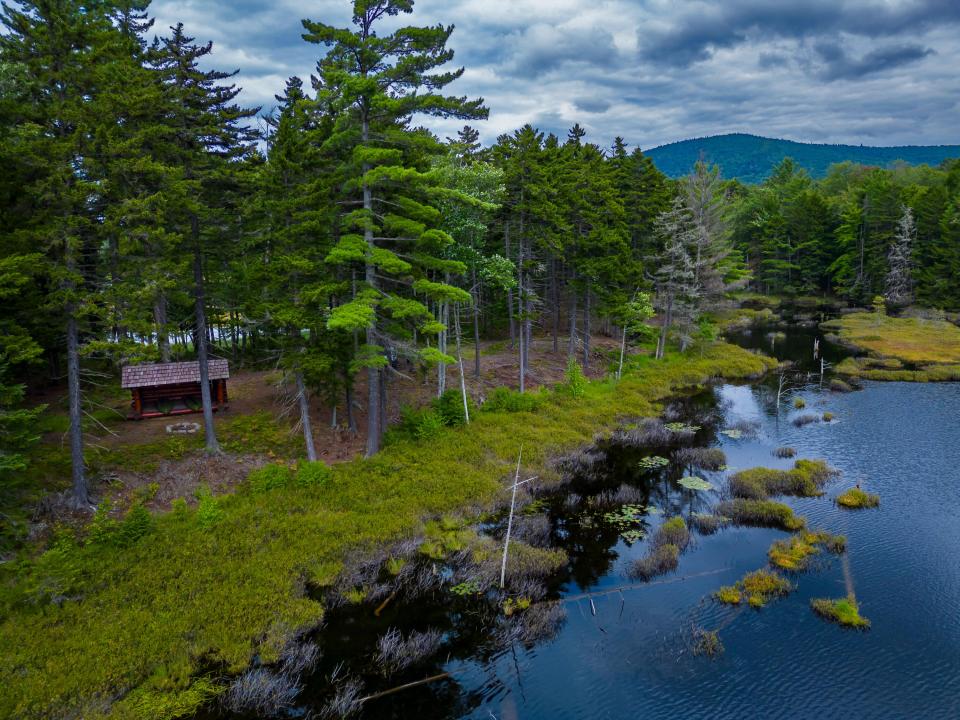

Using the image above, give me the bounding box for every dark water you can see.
[234,326,960,719]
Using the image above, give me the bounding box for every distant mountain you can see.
[645,133,960,184]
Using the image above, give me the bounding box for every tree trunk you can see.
[657,295,674,360]
[567,275,578,358]
[472,267,482,378]
[618,325,627,379]
[362,115,381,456]
[505,221,515,349]
[154,294,171,362]
[454,305,470,424]
[582,282,591,369]
[66,305,88,508]
[345,380,357,434]
[551,257,560,353]
[193,239,219,453]
[517,232,525,393]
[296,372,318,462]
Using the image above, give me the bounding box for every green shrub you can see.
[195,487,223,529]
[247,464,293,493]
[116,504,153,548]
[563,358,588,398]
[482,386,541,413]
[434,389,475,427]
[296,462,332,487]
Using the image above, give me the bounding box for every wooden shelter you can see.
[121,360,229,420]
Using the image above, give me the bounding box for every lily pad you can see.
[678,476,715,491]
[638,455,670,470]
[620,529,647,544]
[666,422,701,434]
[720,429,743,439]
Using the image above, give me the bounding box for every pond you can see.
[216,324,960,719]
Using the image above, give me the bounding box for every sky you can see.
[149,0,960,150]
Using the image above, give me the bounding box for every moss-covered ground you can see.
[0,342,773,720]
[823,312,960,381]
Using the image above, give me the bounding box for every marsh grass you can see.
[674,447,727,471]
[689,513,729,535]
[728,459,834,500]
[811,595,870,629]
[691,627,724,657]
[773,446,797,459]
[716,498,806,531]
[836,487,880,509]
[0,343,774,719]
[822,312,960,366]
[627,543,680,580]
[715,569,793,608]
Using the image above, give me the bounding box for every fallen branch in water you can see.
[358,672,452,704]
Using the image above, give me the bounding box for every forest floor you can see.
[822,311,960,381]
[0,337,774,720]
[8,334,621,539]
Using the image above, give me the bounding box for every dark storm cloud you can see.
[148,0,960,149]
[813,41,934,81]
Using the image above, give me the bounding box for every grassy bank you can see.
[822,312,960,381]
[0,342,773,720]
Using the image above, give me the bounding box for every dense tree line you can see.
[2,1,957,508]
[729,157,960,307]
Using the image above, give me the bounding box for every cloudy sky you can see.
[149,0,960,150]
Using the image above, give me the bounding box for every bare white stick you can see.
[500,446,534,589]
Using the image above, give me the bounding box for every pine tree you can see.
[303,0,487,455]
[0,0,129,506]
[885,206,915,306]
[652,198,699,359]
[149,23,259,452]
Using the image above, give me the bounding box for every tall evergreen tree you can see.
[303,0,487,455]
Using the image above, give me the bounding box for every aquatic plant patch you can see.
[715,569,793,608]
[836,487,880,509]
[810,595,870,629]
[728,459,834,500]
[638,455,670,470]
[678,476,714,491]
[716,498,806,531]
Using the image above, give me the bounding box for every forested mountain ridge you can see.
[646,133,960,184]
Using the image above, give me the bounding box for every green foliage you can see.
[715,569,793,608]
[247,464,294,493]
[563,358,588,398]
[296,462,332,487]
[194,487,223,529]
[482,386,543,413]
[434,389,475,427]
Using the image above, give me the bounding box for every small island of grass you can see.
[823,312,960,382]
[811,595,871,629]
[836,487,880,509]
[715,569,793,608]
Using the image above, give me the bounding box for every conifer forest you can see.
[1,2,959,719]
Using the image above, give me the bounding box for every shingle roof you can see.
[121,359,230,389]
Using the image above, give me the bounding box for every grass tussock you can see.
[627,543,680,581]
[674,447,727,471]
[836,487,880,509]
[773,446,797,459]
[691,627,724,657]
[811,595,871,629]
[793,413,821,427]
[0,343,774,719]
[715,569,793,608]
[728,459,835,500]
[716,498,806,531]
[768,530,847,571]
[653,516,690,551]
[689,512,729,535]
